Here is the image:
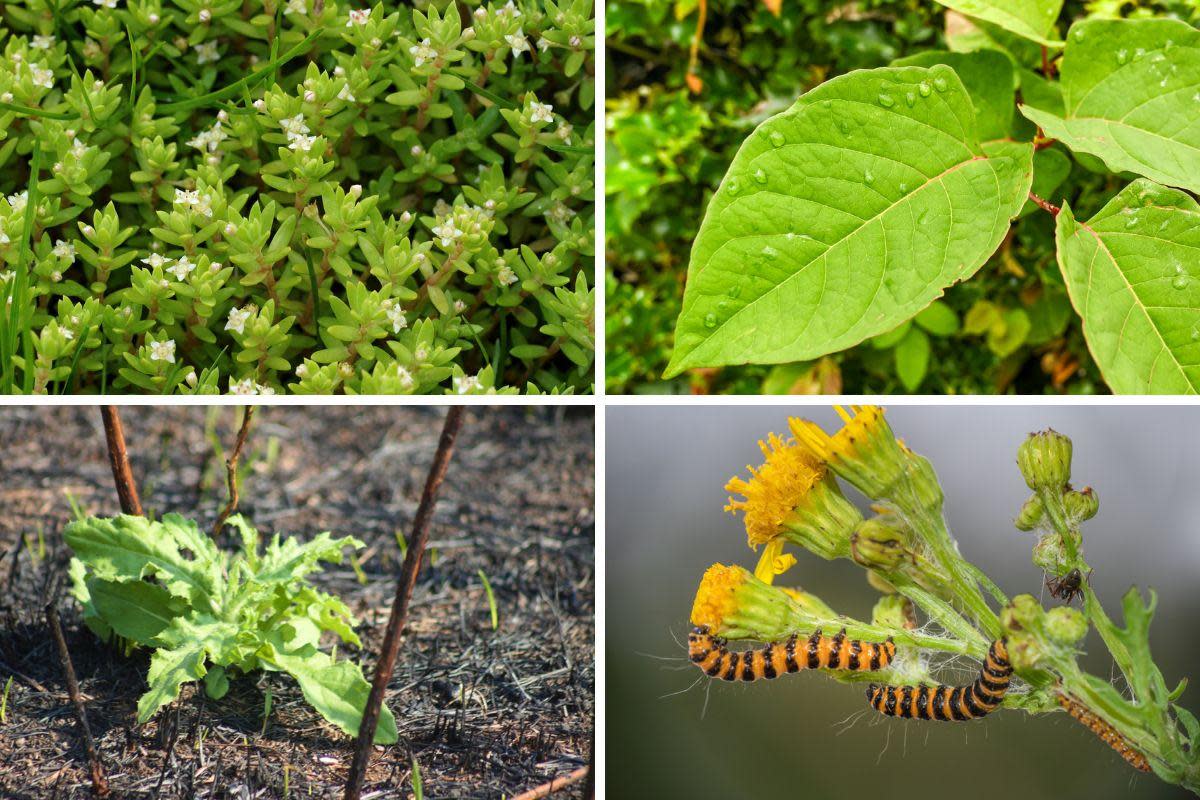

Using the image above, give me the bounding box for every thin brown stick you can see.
[212,405,256,537]
[343,406,467,800]
[510,766,591,800]
[47,602,109,797]
[100,406,142,516]
[1028,191,1061,217]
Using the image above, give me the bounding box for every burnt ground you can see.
[0,406,595,799]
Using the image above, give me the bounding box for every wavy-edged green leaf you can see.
[64,514,222,610]
[252,529,364,586]
[1020,19,1200,194]
[136,616,239,722]
[267,648,399,744]
[1055,179,1200,393]
[893,50,1016,141]
[665,65,1034,377]
[933,0,1064,46]
[87,577,182,645]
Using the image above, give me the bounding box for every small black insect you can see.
[1046,568,1090,605]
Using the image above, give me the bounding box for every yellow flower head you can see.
[690,563,746,629]
[790,405,888,463]
[724,432,826,547]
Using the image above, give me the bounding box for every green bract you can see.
[0,0,595,395]
[65,513,398,743]
[660,10,1200,394]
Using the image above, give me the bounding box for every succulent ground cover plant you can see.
[0,0,595,395]
[688,406,1200,792]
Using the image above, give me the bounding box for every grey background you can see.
[606,405,1200,800]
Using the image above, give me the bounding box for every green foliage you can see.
[64,512,398,742]
[0,0,595,395]
[607,0,1200,394]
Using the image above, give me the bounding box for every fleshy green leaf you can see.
[1020,19,1200,194]
[914,300,959,336]
[665,65,1033,377]
[894,328,931,391]
[1055,179,1200,393]
[893,50,1016,141]
[932,0,1064,46]
[267,648,399,744]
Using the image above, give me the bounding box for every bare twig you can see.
[510,766,591,800]
[212,406,256,537]
[100,406,142,515]
[343,407,467,800]
[46,602,109,797]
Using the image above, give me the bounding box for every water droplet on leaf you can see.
[753,168,767,184]
[1116,49,1128,64]
[918,81,931,97]
[1173,275,1189,290]
[933,77,948,92]
[769,130,785,147]
[878,93,895,108]
[762,245,778,260]
[704,313,717,328]
[864,170,874,185]
[905,92,916,107]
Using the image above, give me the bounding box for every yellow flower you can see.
[790,404,889,463]
[724,432,826,546]
[690,563,746,629]
[790,405,910,502]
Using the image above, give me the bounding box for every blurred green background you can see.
[606,406,1200,798]
[605,0,1200,395]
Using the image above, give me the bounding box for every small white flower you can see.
[431,221,463,247]
[334,66,346,77]
[70,137,88,159]
[288,134,317,152]
[198,8,211,22]
[51,270,62,282]
[149,339,176,363]
[195,40,219,64]
[529,101,553,124]
[225,305,252,334]
[58,327,74,341]
[497,265,517,286]
[414,344,429,362]
[52,239,75,262]
[280,113,310,138]
[92,0,118,7]
[409,38,437,68]
[462,27,475,41]
[337,83,356,102]
[400,210,413,223]
[230,377,257,394]
[29,64,54,89]
[8,191,28,212]
[454,374,481,394]
[506,30,531,58]
[31,35,56,50]
[410,144,424,156]
[570,35,582,47]
[347,8,370,26]
[192,193,214,218]
[148,12,160,24]
[224,222,237,235]
[303,89,317,103]
[0,92,12,103]
[187,120,227,152]
[453,299,467,313]
[395,365,414,388]
[92,79,105,91]
[283,0,307,16]
[174,188,199,207]
[501,0,521,17]
[338,362,354,378]
[537,36,552,52]
[159,278,170,289]
[141,252,170,269]
[0,270,12,282]
[387,304,408,333]
[473,6,486,18]
[81,224,94,237]
[295,362,309,378]
[167,256,195,281]
[253,99,266,111]
[185,369,198,385]
[556,122,573,142]
[217,109,228,123]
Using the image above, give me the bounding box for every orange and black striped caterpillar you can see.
[866,639,1011,721]
[1057,692,1150,772]
[688,625,896,681]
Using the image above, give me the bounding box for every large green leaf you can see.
[87,577,182,645]
[267,648,399,744]
[64,514,223,610]
[665,65,1033,377]
[933,0,1064,46]
[892,50,1017,141]
[1056,179,1200,393]
[1020,19,1200,194]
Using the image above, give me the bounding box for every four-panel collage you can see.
[1,0,1199,798]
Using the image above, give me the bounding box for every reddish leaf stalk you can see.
[343,406,467,800]
[1028,191,1061,217]
[100,406,142,515]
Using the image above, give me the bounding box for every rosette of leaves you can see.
[0,0,594,395]
[64,513,398,742]
[664,5,1200,395]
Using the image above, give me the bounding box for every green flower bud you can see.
[1045,607,1088,645]
[1032,533,1066,572]
[1006,633,1043,670]
[1064,486,1099,522]
[1017,429,1073,491]
[1002,593,1046,633]
[1015,494,1045,531]
[850,518,911,570]
[871,594,914,630]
